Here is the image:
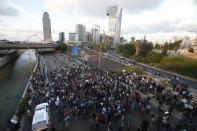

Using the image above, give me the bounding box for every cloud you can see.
[119,0,164,12]
[122,21,178,34]
[120,0,197,35]
[192,0,197,4]
[0,19,9,27]
[0,28,41,35]
[0,29,42,41]
[0,0,22,16]
[122,20,197,35]
[0,32,7,36]
[0,23,8,27]
[43,0,164,17]
[0,28,58,41]
[0,28,58,37]
[143,22,177,33]
[176,22,197,32]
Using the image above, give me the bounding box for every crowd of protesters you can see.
[124,74,195,112]
[10,55,196,131]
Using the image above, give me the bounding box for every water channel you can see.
[0,50,36,130]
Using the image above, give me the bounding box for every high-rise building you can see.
[69,33,76,41]
[100,33,106,43]
[92,24,100,44]
[86,32,92,43]
[100,33,114,46]
[59,32,65,43]
[76,24,86,42]
[106,6,122,47]
[42,12,52,43]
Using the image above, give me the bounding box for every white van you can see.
[32,103,50,131]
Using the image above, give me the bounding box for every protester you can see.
[23,54,196,131]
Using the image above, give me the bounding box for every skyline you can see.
[1,0,197,42]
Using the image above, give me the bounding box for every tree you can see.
[58,43,67,52]
[137,41,153,56]
[116,43,136,58]
[146,51,164,64]
[154,43,161,50]
[161,42,168,56]
[168,40,182,52]
[162,47,168,56]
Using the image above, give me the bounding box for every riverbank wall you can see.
[0,50,23,69]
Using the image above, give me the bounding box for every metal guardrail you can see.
[0,43,58,49]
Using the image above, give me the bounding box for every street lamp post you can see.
[99,30,106,69]
[26,34,37,75]
[99,42,101,68]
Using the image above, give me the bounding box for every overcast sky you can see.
[1,0,197,42]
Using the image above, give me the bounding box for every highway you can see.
[21,53,84,131]
[85,48,197,90]
[19,52,196,131]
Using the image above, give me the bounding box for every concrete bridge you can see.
[0,43,58,50]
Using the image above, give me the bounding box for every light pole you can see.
[98,30,103,68]
[99,42,101,68]
[26,34,37,75]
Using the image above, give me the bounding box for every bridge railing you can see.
[0,43,58,49]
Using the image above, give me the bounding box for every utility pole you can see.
[26,34,37,75]
[99,43,101,68]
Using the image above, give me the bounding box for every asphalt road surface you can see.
[21,53,195,131]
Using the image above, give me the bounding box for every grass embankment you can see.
[159,56,197,79]
[131,55,197,80]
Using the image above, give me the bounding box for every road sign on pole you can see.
[72,46,78,57]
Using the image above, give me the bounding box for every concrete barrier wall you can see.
[21,59,38,99]
[0,55,11,68]
[11,58,38,123]
[0,51,21,69]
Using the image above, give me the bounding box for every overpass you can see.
[66,41,93,46]
[0,43,58,50]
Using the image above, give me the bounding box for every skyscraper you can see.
[106,6,122,47]
[86,32,92,43]
[59,32,65,43]
[76,24,86,42]
[92,24,100,44]
[42,12,52,43]
[69,33,76,41]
